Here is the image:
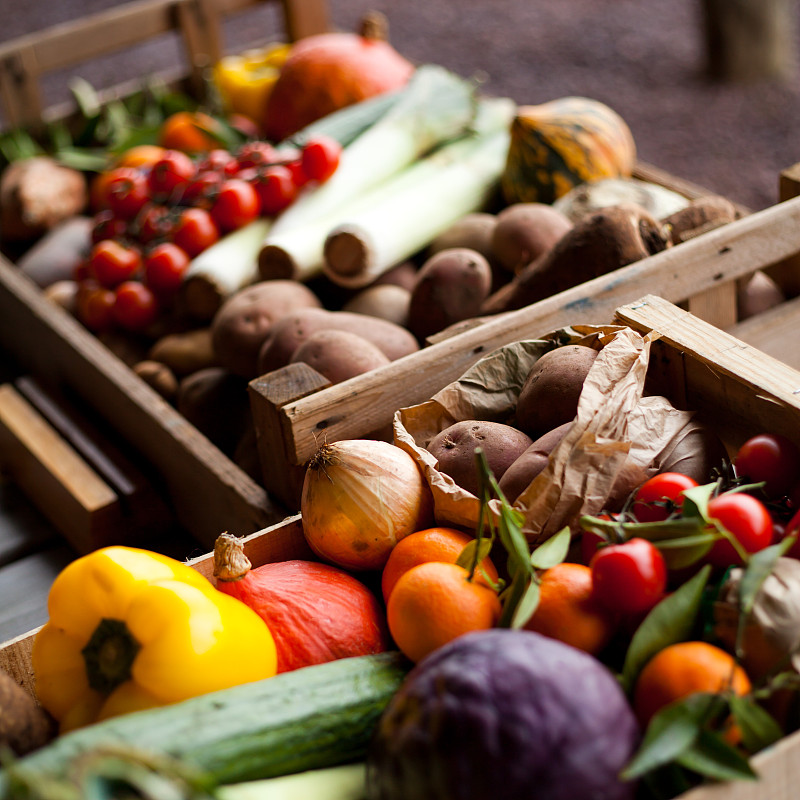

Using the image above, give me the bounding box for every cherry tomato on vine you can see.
[631,472,699,523]
[181,171,223,209]
[210,178,260,232]
[144,242,190,296]
[89,239,142,287]
[113,281,159,331]
[105,167,150,221]
[735,433,800,499]
[137,203,175,244]
[172,207,220,257]
[301,135,342,182]
[590,537,667,616]
[76,283,116,332]
[236,141,278,171]
[705,492,773,568]
[197,148,240,176]
[91,210,127,244]
[252,165,298,216]
[147,150,196,201]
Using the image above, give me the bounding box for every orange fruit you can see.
[633,641,751,734]
[387,561,501,663]
[524,563,617,656]
[158,111,220,153]
[381,527,499,604]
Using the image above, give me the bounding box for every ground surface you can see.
[2,0,799,210]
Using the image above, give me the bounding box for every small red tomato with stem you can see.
[590,537,667,616]
[89,239,142,287]
[301,135,342,182]
[172,207,220,257]
[147,149,196,202]
[705,492,773,568]
[105,167,150,221]
[211,178,260,232]
[91,210,127,244]
[735,433,800,499]
[631,472,700,522]
[252,165,298,216]
[76,283,116,332]
[181,170,223,209]
[197,148,240,176]
[137,203,175,244]
[236,141,278,171]
[144,242,190,297]
[113,281,159,331]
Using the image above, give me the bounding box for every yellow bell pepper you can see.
[213,43,291,122]
[31,546,277,733]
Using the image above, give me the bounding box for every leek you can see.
[323,97,515,288]
[218,764,366,800]
[180,217,270,321]
[257,64,479,281]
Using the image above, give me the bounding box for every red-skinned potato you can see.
[290,329,391,384]
[407,248,493,341]
[211,280,323,378]
[426,420,534,497]
[342,283,411,327]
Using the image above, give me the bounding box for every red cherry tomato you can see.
[196,148,240,176]
[252,165,298,216]
[89,239,142,287]
[181,171,223,209]
[590,537,667,615]
[105,167,150,221]
[236,141,278,171]
[210,178,260,232]
[631,472,700,522]
[705,492,774,567]
[147,150,196,202]
[113,281,159,331]
[76,283,116,332]
[144,242,190,296]
[172,207,220,257]
[137,203,175,244]
[735,433,800,499]
[91,210,127,244]
[300,135,342,182]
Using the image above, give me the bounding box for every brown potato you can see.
[342,283,411,327]
[498,422,572,503]
[491,202,573,273]
[426,419,534,496]
[428,212,498,265]
[148,328,217,377]
[133,359,180,402]
[257,307,419,375]
[662,195,738,245]
[210,280,323,378]
[737,270,785,320]
[290,329,391,384]
[0,669,55,755]
[515,345,598,438]
[407,248,493,341]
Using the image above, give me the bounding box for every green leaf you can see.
[675,728,758,782]
[456,538,493,574]
[497,569,527,629]
[529,526,570,570]
[681,482,720,522]
[649,532,717,570]
[621,693,722,780]
[497,503,533,577]
[739,542,792,615]
[729,695,783,753]
[69,76,102,118]
[55,148,110,172]
[621,565,711,692]
[510,578,540,629]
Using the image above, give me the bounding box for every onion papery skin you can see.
[301,439,434,571]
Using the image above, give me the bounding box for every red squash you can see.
[213,533,390,673]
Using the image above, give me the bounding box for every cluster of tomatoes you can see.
[76,134,342,334]
[580,432,800,621]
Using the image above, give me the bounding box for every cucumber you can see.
[0,652,409,795]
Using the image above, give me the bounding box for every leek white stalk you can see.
[257,64,478,281]
[217,763,366,800]
[179,218,271,321]
[323,97,515,288]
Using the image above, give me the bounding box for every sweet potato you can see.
[515,345,598,438]
[426,420,534,496]
[290,329,391,384]
[407,248,493,341]
[482,204,670,313]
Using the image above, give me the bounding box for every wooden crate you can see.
[3,295,800,799]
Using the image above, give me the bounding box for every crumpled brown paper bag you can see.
[393,324,695,543]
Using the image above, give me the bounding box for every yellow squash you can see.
[32,546,277,732]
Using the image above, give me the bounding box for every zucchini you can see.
[0,652,409,795]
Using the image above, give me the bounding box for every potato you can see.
[491,202,573,274]
[0,669,55,755]
[498,422,572,503]
[290,329,391,384]
[177,367,250,455]
[257,307,419,375]
[210,280,323,378]
[737,270,785,320]
[515,345,598,438]
[133,359,180,402]
[16,215,93,288]
[407,248,493,341]
[342,283,411,327]
[662,195,738,245]
[426,420,534,496]
[428,212,498,265]
[149,327,218,377]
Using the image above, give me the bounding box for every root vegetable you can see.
[148,328,217,377]
[133,359,179,402]
[16,216,93,288]
[0,669,55,755]
[662,194,738,245]
[737,269,786,320]
[482,204,670,313]
[428,212,499,265]
[342,283,411,327]
[290,329,391,384]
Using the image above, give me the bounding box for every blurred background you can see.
[1,1,799,206]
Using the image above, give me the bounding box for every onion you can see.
[301,439,434,571]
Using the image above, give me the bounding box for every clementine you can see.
[524,562,617,655]
[380,527,499,604]
[158,111,220,153]
[633,640,751,735]
[386,561,501,664]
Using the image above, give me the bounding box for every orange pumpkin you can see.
[262,12,414,142]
